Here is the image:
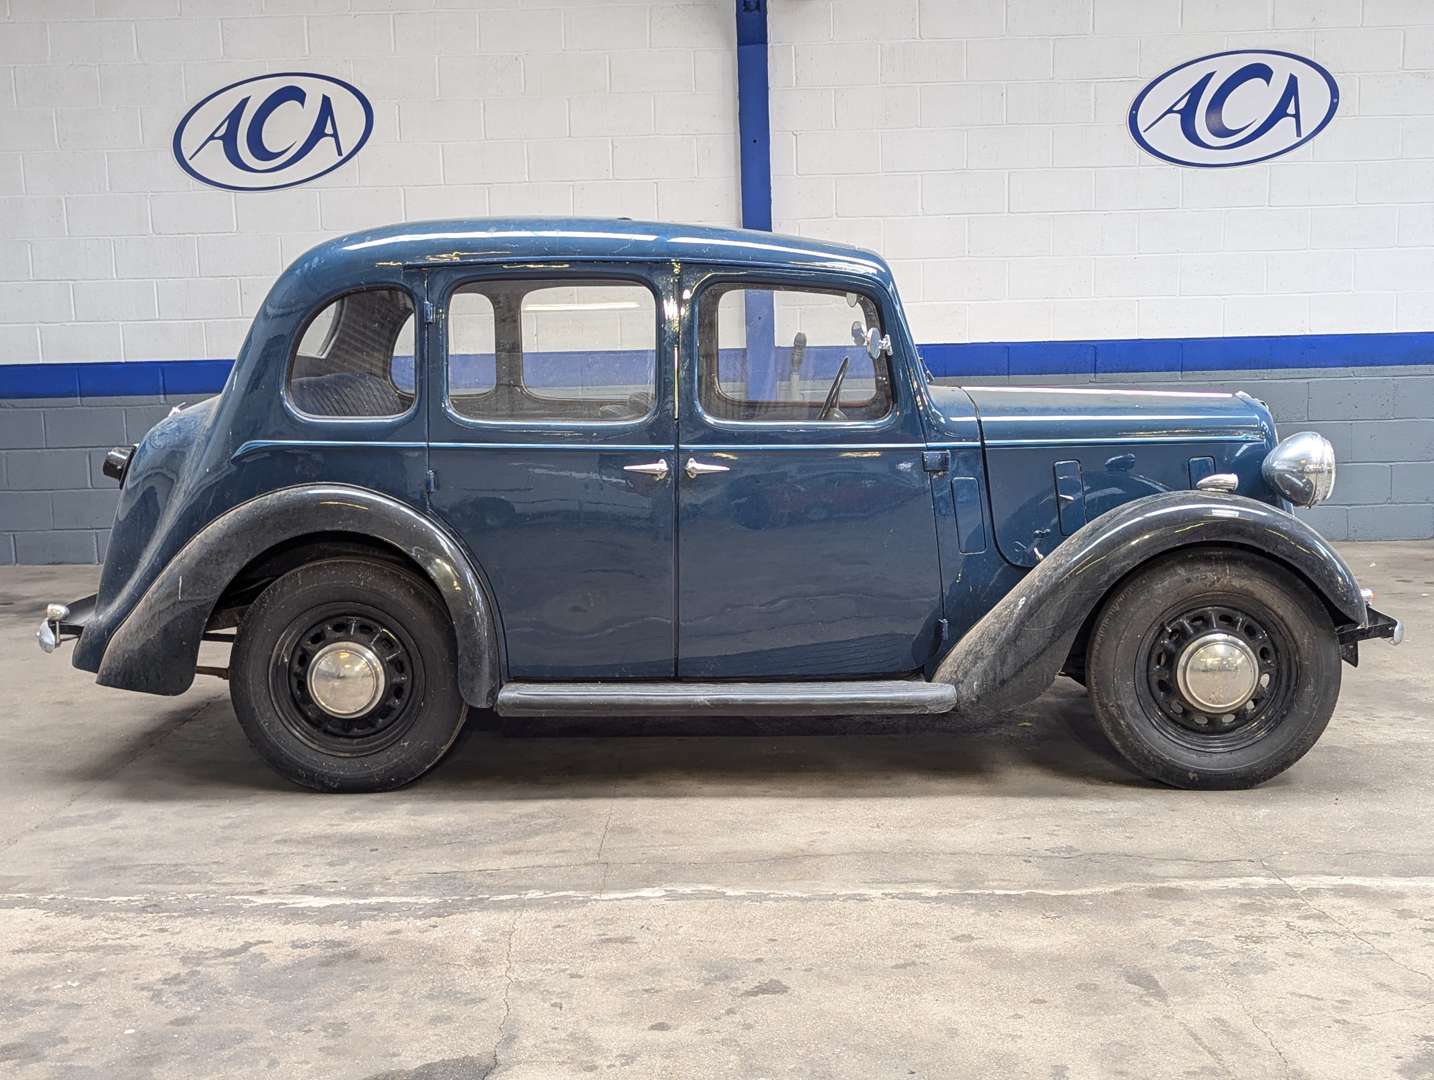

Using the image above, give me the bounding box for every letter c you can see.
[245,84,306,163]
[1204,62,1273,140]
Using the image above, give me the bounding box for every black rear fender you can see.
[90,484,502,707]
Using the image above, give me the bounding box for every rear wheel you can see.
[231,558,467,792]
[1086,549,1341,789]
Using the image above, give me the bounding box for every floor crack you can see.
[595,806,614,898]
[1247,1011,1294,1079]
[482,904,523,1080]
[1259,857,1434,990]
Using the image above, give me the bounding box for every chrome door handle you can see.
[623,460,670,479]
[684,458,730,479]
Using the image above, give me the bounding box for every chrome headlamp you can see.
[1262,431,1336,507]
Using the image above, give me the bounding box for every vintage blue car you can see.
[38,218,1401,792]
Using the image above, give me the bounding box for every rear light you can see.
[102,445,135,485]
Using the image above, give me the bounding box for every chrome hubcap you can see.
[1144,603,1290,749]
[1175,632,1259,714]
[306,641,385,718]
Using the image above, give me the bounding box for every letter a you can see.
[187,96,250,168]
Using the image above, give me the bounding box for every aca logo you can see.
[173,72,373,192]
[1129,50,1339,167]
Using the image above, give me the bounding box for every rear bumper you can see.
[36,593,96,654]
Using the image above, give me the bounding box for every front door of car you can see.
[676,272,944,678]
[423,265,677,679]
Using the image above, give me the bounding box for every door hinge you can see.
[425,468,438,493]
[922,449,951,473]
[423,299,435,324]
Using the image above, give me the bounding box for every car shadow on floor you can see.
[61,679,1149,800]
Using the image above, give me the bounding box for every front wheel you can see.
[231,558,468,793]
[1086,549,1341,789]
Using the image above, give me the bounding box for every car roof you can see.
[298,217,894,282]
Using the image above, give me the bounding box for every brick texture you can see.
[770,2,1434,347]
[0,1,738,368]
[3,1,1434,555]
[0,1,1431,364]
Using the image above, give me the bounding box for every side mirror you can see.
[851,321,891,362]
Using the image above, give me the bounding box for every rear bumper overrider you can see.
[35,593,96,655]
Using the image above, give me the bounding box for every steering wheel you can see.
[597,391,653,420]
[817,356,850,421]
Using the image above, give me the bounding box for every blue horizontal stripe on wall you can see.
[0,358,234,400]
[918,331,1434,378]
[4,331,1434,400]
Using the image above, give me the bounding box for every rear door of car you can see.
[674,267,944,678]
[423,262,678,679]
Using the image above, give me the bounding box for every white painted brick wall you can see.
[770,0,1434,345]
[3,0,1434,367]
[0,0,737,365]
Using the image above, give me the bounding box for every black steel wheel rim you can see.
[1138,600,1297,753]
[268,601,424,757]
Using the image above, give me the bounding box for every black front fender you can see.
[933,491,1367,714]
[92,484,501,706]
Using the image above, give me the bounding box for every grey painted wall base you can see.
[3,365,1433,564]
[0,391,201,567]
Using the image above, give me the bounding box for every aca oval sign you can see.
[173,72,373,192]
[1129,50,1338,168]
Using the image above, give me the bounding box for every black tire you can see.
[231,558,467,793]
[1086,549,1341,789]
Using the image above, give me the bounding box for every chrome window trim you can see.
[232,438,427,461]
[688,277,897,433]
[679,442,924,452]
[439,272,664,431]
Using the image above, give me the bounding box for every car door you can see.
[676,270,944,678]
[424,264,677,679]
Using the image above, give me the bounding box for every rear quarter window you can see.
[288,287,416,419]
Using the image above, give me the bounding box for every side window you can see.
[446,278,657,423]
[288,287,415,419]
[697,284,892,423]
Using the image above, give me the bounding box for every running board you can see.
[495,680,957,718]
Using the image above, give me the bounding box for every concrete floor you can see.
[0,544,1431,1079]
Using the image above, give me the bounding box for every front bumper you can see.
[1337,602,1403,664]
[36,593,96,654]
[1342,603,1404,645]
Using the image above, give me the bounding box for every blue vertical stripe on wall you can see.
[735,0,771,233]
[734,0,777,397]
